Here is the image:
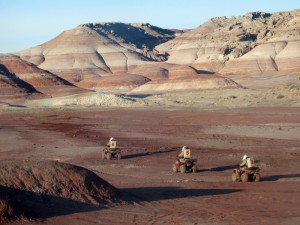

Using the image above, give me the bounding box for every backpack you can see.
[110,140,117,149]
[246,157,255,168]
[183,148,191,159]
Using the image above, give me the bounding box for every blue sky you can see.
[0,0,299,53]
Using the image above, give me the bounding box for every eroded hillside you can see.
[157,10,300,74]
[0,10,299,103]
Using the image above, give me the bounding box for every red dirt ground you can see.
[0,107,300,225]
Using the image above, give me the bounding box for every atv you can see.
[172,158,197,173]
[102,147,122,160]
[232,167,261,182]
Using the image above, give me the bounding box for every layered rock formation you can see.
[1,10,299,99]
[0,63,40,98]
[0,54,86,98]
[157,10,300,75]
[14,22,236,92]
[130,74,242,94]
[15,23,179,89]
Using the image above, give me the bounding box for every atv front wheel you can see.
[172,164,178,173]
[180,165,186,173]
[241,173,249,182]
[254,173,261,182]
[232,172,240,182]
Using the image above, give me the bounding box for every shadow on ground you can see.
[200,161,261,172]
[122,149,177,159]
[263,173,300,181]
[0,185,101,221]
[122,186,241,203]
[200,164,238,172]
[195,69,214,75]
[124,94,153,99]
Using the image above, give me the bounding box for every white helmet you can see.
[110,137,114,141]
[182,146,187,151]
[242,155,248,160]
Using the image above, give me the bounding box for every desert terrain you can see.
[0,9,300,225]
[0,105,300,225]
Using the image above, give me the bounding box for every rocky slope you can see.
[0,160,119,222]
[13,22,238,92]
[0,63,40,99]
[0,54,86,100]
[15,23,180,89]
[157,10,300,74]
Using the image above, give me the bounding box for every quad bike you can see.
[102,147,122,160]
[232,167,261,182]
[172,158,197,173]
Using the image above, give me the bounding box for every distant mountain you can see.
[1,10,299,100]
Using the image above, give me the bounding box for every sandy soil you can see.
[0,106,300,225]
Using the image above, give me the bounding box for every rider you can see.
[106,137,117,149]
[177,146,191,163]
[240,155,251,169]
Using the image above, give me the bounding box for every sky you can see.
[0,0,299,53]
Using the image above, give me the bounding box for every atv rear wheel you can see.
[254,173,261,182]
[172,164,178,173]
[232,172,240,182]
[241,173,249,182]
[192,165,197,173]
[106,152,112,160]
[180,165,186,173]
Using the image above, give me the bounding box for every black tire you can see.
[117,153,122,160]
[254,173,261,182]
[180,165,186,173]
[172,164,178,173]
[232,172,240,182]
[241,173,249,182]
[192,165,197,173]
[106,152,112,160]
